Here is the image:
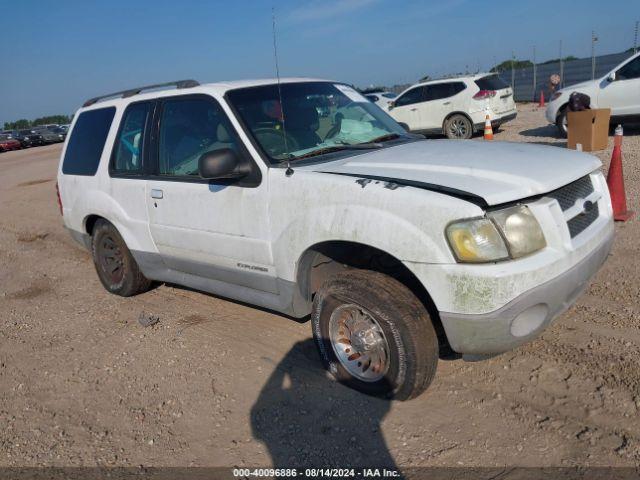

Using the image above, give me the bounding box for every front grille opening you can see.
[545,175,600,239]
[567,203,599,238]
[546,175,594,211]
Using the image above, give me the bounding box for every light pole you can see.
[511,51,515,90]
[591,31,598,80]
[532,45,537,102]
[559,40,564,87]
[634,21,638,54]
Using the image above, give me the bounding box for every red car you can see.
[0,134,21,152]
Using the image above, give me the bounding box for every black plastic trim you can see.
[320,172,488,207]
[83,80,199,107]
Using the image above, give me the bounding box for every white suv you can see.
[364,91,397,110]
[387,73,517,139]
[58,78,613,400]
[546,51,640,136]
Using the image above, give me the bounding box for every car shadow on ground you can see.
[250,338,400,469]
[519,125,562,138]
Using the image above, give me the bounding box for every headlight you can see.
[447,205,546,263]
[446,218,509,263]
[488,205,546,259]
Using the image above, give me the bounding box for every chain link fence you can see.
[494,51,634,102]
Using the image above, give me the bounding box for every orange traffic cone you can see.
[606,125,634,222]
[538,90,545,108]
[483,114,493,140]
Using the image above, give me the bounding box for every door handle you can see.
[410,108,418,111]
[443,101,451,105]
[150,189,164,199]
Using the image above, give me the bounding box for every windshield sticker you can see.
[334,84,367,103]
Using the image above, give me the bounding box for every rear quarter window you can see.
[62,107,116,176]
[474,75,509,91]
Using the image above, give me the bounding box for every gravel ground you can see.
[1,103,639,470]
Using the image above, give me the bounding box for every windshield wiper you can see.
[289,143,383,161]
[360,132,424,144]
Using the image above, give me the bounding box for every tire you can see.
[91,219,151,297]
[311,270,439,400]
[555,107,568,138]
[444,114,473,139]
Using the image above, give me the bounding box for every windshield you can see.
[226,82,408,163]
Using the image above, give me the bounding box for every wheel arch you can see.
[295,240,450,352]
[84,214,105,235]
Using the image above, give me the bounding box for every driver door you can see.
[145,94,276,292]
[389,86,427,130]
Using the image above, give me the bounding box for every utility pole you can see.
[511,51,515,89]
[591,31,598,79]
[559,40,564,87]
[532,45,537,102]
[634,21,639,54]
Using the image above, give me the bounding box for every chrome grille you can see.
[546,175,594,211]
[545,175,599,238]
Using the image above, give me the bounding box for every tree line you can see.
[4,115,71,130]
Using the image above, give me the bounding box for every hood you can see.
[310,140,601,206]
[559,79,596,95]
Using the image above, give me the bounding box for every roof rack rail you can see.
[83,79,200,107]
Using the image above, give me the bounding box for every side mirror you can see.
[387,101,395,110]
[198,148,250,180]
[607,72,616,82]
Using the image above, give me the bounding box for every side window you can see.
[111,102,150,174]
[158,97,239,177]
[425,83,466,101]
[395,87,425,107]
[617,57,640,80]
[450,82,466,95]
[62,107,115,176]
[424,84,450,101]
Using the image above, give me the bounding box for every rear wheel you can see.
[311,270,439,400]
[91,219,151,297]
[444,114,473,139]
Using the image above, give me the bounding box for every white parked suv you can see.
[364,91,397,111]
[546,51,640,136]
[58,78,613,399]
[387,73,517,139]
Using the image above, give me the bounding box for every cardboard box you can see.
[567,108,611,152]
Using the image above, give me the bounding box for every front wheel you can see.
[444,114,473,139]
[555,107,568,138]
[311,270,439,400]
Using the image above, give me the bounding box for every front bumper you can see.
[439,228,613,354]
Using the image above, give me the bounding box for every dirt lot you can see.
[1,104,639,470]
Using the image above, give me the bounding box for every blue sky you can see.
[0,0,637,126]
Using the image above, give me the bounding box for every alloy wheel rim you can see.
[328,304,390,382]
[98,235,125,284]
[450,118,468,138]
